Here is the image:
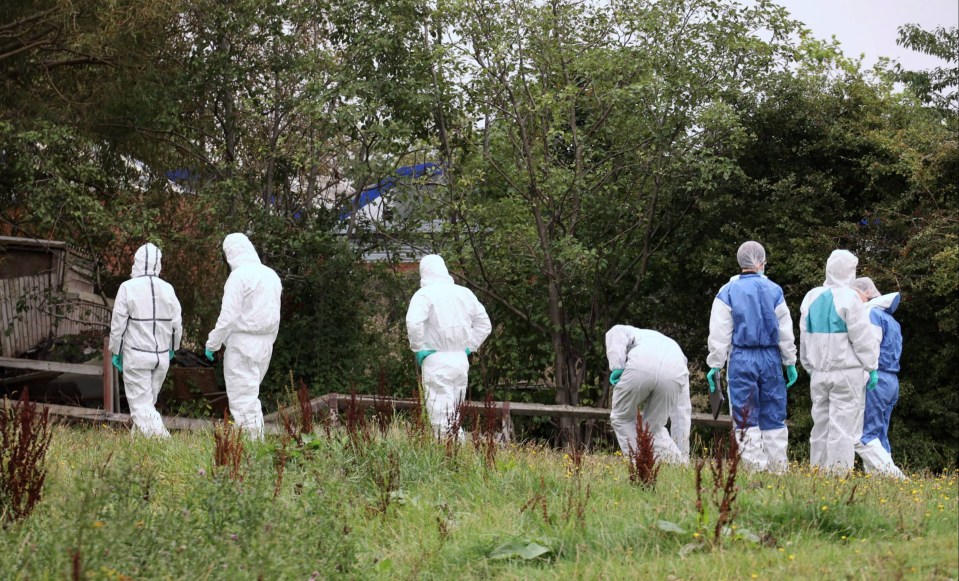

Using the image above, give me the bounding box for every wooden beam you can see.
[3,399,281,435]
[0,356,102,376]
[280,393,734,429]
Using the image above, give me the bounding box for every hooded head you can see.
[851,277,881,300]
[869,292,901,314]
[737,241,766,271]
[824,249,857,287]
[131,243,162,277]
[222,233,262,271]
[419,254,454,287]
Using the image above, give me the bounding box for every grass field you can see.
[1,417,956,580]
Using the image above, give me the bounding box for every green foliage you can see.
[1,0,955,469]
[895,24,958,113]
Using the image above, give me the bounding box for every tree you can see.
[389,0,803,443]
[895,24,958,114]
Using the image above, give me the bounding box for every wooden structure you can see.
[264,392,734,439]
[0,236,111,358]
[7,392,729,443]
[0,337,119,412]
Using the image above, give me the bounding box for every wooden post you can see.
[102,337,113,413]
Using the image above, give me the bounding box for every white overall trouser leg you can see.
[422,350,469,439]
[809,369,866,473]
[122,349,171,438]
[224,333,274,440]
[610,358,686,464]
[669,377,691,463]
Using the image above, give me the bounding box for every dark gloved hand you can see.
[785,365,798,389]
[707,367,721,393]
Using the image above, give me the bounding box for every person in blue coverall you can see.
[706,241,798,472]
[851,277,906,479]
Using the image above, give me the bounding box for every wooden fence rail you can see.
[264,392,734,429]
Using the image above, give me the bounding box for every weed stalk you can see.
[626,413,660,488]
[0,390,53,522]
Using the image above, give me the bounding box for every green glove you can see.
[205,348,215,362]
[785,365,798,389]
[866,370,879,391]
[609,369,623,385]
[707,367,721,393]
[169,349,175,361]
[416,349,437,367]
[465,348,472,356]
[111,354,123,373]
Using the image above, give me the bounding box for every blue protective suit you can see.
[863,293,901,451]
[707,273,796,472]
[853,292,905,477]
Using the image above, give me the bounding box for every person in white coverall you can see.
[605,325,690,464]
[706,241,798,473]
[799,250,879,473]
[109,243,182,438]
[406,254,492,437]
[204,233,282,440]
[851,277,906,479]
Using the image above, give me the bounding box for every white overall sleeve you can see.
[706,297,733,369]
[605,325,633,370]
[206,273,243,351]
[775,299,797,366]
[468,296,492,351]
[109,284,129,355]
[171,288,183,352]
[405,291,431,351]
[843,292,880,372]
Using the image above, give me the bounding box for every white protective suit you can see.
[205,233,282,440]
[799,250,879,473]
[109,243,182,438]
[605,325,690,464]
[405,255,492,436]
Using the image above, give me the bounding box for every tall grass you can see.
[0,412,954,580]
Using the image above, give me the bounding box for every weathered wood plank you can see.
[3,399,281,435]
[270,393,734,429]
[0,356,103,376]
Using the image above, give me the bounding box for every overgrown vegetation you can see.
[0,421,954,578]
[0,391,52,522]
[0,0,954,469]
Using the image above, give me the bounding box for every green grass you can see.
[1,421,956,580]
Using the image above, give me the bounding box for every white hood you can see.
[868,292,900,314]
[223,233,261,271]
[419,254,454,287]
[824,250,857,287]
[131,243,162,277]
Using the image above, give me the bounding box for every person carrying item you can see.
[204,233,282,440]
[109,243,182,438]
[706,241,798,472]
[851,277,906,479]
[406,254,492,437]
[799,250,879,474]
[606,325,690,464]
